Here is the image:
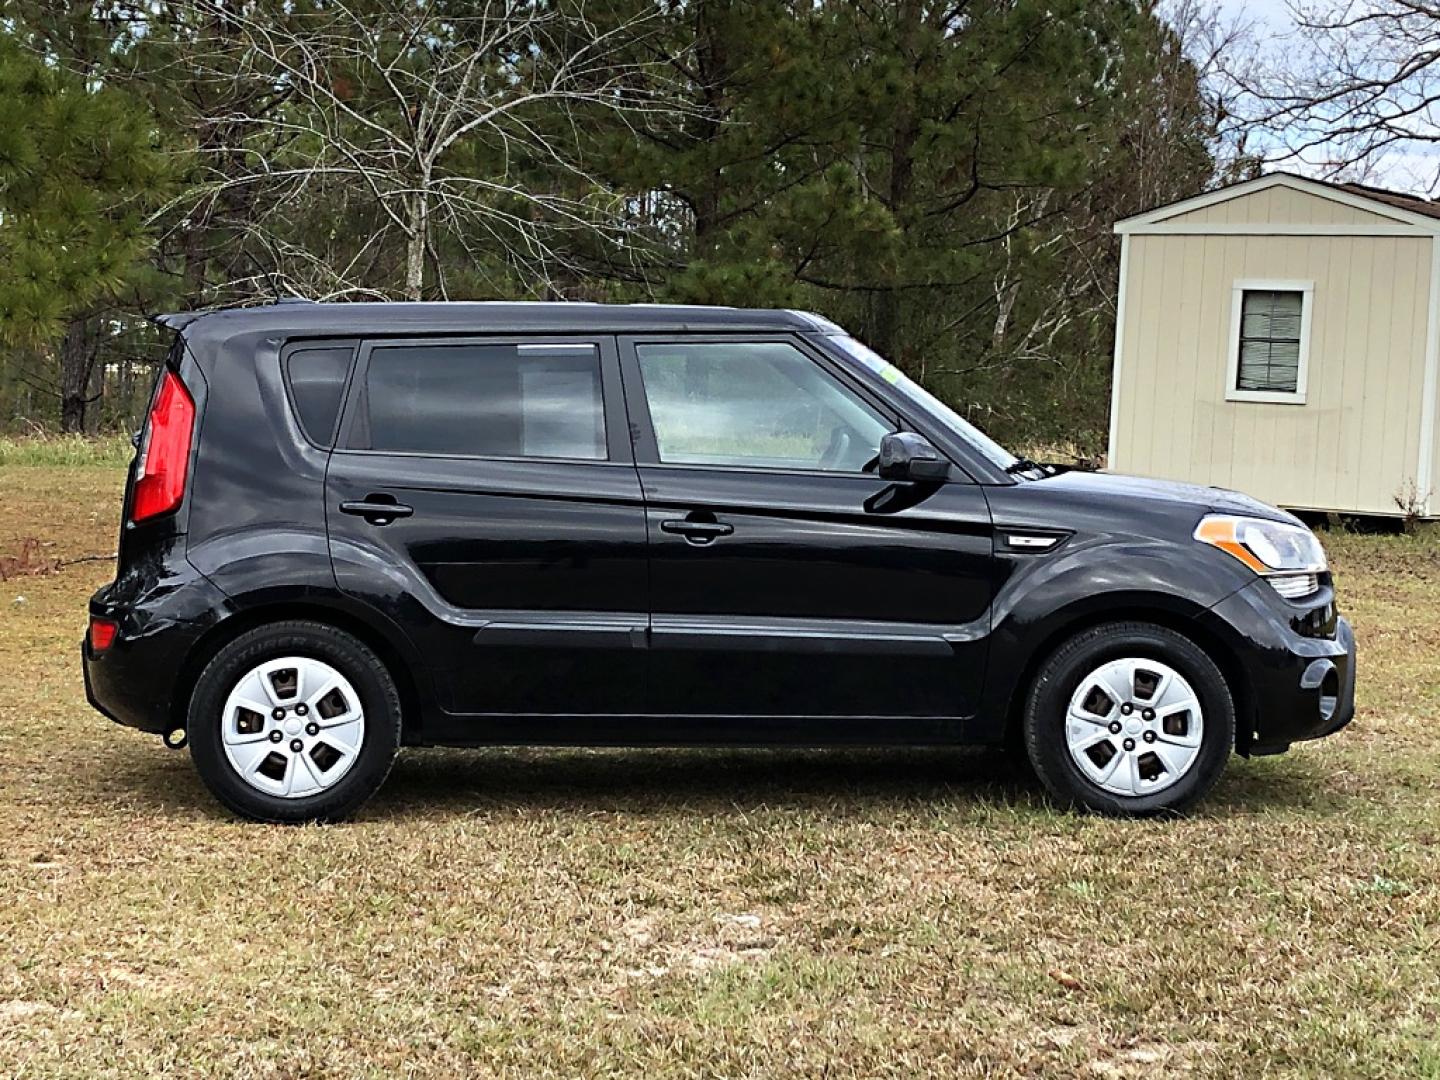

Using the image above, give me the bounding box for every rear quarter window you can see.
[283,343,356,445]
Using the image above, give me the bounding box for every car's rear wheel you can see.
[1023,621,1234,816]
[188,621,401,823]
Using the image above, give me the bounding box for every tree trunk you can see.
[870,127,916,361]
[84,348,105,434]
[58,316,100,434]
[689,1,728,252]
[871,4,921,364]
[404,184,429,301]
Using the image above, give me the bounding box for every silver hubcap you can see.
[220,657,365,799]
[1064,657,1204,797]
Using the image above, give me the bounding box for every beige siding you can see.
[1113,233,1433,515]
[1160,186,1406,228]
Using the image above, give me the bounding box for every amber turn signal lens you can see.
[1192,516,1268,574]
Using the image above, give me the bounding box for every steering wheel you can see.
[818,427,852,470]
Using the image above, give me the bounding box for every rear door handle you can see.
[660,518,734,544]
[339,498,413,525]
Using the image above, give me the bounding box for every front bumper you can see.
[1202,580,1356,755]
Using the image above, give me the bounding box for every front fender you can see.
[973,536,1252,742]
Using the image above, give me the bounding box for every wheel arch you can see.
[170,601,429,743]
[997,601,1256,757]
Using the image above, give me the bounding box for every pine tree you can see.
[578,0,1215,453]
[0,37,168,430]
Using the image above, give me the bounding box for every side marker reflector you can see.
[89,617,118,652]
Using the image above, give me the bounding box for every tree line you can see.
[0,1,1288,450]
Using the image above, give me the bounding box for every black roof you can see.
[1333,180,1440,221]
[159,300,844,340]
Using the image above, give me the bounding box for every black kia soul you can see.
[83,302,1355,822]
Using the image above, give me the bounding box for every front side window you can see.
[826,334,1018,470]
[635,341,892,472]
[350,341,605,460]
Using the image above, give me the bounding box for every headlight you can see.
[1193,514,1327,578]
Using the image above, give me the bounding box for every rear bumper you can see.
[1202,581,1356,755]
[83,619,208,735]
[83,565,227,735]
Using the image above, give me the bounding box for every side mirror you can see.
[877,432,950,482]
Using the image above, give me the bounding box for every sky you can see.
[1216,0,1293,26]
[1204,0,1438,196]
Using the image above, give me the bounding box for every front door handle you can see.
[339,497,414,525]
[660,518,734,545]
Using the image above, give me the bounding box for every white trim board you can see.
[1224,279,1314,406]
[1419,238,1440,516]
[1118,223,1435,237]
[1115,173,1440,236]
[1106,234,1130,469]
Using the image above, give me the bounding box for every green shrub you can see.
[0,433,133,467]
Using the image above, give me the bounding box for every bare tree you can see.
[971,2,1238,404]
[1222,0,1440,189]
[157,0,687,301]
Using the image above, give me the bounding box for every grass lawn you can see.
[2,463,1439,1077]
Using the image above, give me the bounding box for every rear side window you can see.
[285,344,355,445]
[349,341,606,460]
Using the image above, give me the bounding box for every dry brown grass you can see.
[2,465,1439,1077]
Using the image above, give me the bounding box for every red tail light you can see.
[132,369,195,522]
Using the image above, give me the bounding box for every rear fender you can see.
[170,572,438,743]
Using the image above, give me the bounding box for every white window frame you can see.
[1225,279,1314,405]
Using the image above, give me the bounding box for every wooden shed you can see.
[1109,173,1440,517]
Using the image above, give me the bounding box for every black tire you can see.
[1023,621,1234,817]
[188,621,401,823]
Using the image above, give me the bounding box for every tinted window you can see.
[353,342,605,460]
[286,345,353,444]
[636,341,891,472]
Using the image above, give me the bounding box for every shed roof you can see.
[1115,172,1440,235]
[1332,181,1440,221]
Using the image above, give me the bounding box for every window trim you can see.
[1225,279,1313,405]
[618,332,906,477]
[334,334,629,465]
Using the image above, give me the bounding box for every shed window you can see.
[1236,290,1303,394]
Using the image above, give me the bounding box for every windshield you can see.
[827,335,1019,470]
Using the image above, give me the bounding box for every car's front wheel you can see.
[187,621,401,823]
[1023,621,1234,816]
